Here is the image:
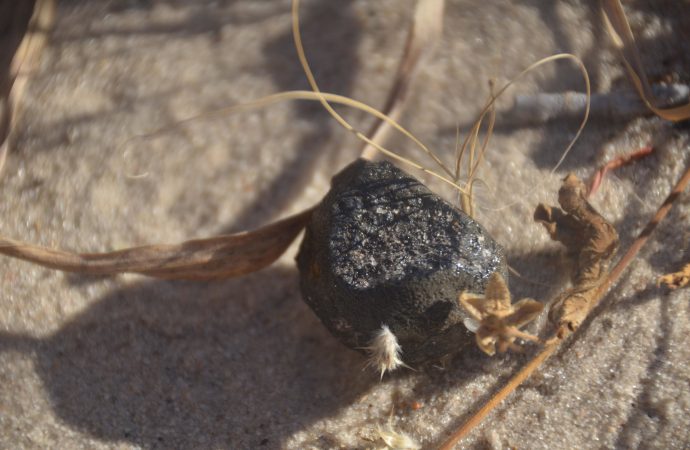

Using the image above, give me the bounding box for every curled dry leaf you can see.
[0,209,312,280]
[534,174,619,334]
[459,272,543,356]
[658,263,690,290]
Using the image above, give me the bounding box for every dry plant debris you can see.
[441,163,690,450]
[534,173,619,334]
[459,272,543,356]
[0,0,443,286]
[658,263,690,290]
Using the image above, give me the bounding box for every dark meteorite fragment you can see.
[297,159,507,365]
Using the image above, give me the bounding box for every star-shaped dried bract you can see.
[459,272,544,356]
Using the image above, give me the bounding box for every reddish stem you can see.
[588,145,654,197]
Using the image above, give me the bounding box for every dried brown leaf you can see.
[0,209,313,280]
[534,174,619,333]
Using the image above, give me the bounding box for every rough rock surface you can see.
[297,159,507,364]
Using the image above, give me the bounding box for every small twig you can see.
[438,162,690,449]
[606,163,690,289]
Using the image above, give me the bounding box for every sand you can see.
[1,1,688,448]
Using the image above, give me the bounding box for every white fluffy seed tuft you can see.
[363,324,406,379]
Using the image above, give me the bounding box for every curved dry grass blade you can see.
[588,145,653,197]
[480,54,591,176]
[291,0,453,179]
[359,0,446,168]
[122,90,472,195]
[602,0,690,121]
[0,208,313,280]
[455,82,497,216]
[0,0,56,176]
[122,0,460,197]
[463,54,591,216]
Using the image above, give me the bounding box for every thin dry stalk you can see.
[504,83,689,124]
[291,0,462,188]
[438,342,559,449]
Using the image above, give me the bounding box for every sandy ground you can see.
[1,0,689,449]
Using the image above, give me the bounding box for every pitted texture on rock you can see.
[297,159,508,365]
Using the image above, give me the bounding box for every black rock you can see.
[296,159,507,365]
